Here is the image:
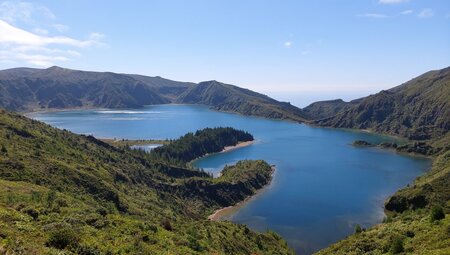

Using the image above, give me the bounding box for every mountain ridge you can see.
[0,66,308,122]
[307,66,450,141]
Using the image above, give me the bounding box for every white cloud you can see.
[0,1,106,67]
[89,32,105,40]
[0,20,98,47]
[379,0,409,4]
[52,23,69,32]
[284,41,293,48]
[0,20,104,66]
[358,13,388,18]
[400,10,413,15]
[0,1,54,24]
[418,8,434,18]
[67,50,81,57]
[33,27,48,35]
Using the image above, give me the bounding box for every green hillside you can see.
[176,81,307,121]
[302,99,356,120]
[0,109,292,254]
[0,66,175,110]
[313,67,450,140]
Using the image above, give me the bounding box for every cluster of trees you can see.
[150,127,253,165]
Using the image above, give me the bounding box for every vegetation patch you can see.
[0,109,293,254]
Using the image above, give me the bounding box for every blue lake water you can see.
[28,105,431,254]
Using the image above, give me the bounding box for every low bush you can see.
[46,223,80,249]
[389,236,404,254]
[430,206,445,222]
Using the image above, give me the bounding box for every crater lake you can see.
[28,104,431,254]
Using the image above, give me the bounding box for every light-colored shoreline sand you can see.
[208,166,276,221]
[221,140,255,153]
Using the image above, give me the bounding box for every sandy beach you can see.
[221,140,255,153]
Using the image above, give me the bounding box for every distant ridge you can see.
[1,65,449,140]
[0,66,182,110]
[0,66,307,122]
[302,99,356,120]
[176,80,307,121]
[305,67,450,140]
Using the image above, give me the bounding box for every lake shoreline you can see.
[222,140,255,153]
[189,140,256,170]
[30,105,432,255]
[24,105,409,146]
[208,166,276,221]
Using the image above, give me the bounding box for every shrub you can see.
[21,206,39,220]
[55,197,68,208]
[430,206,445,222]
[389,236,404,254]
[148,225,158,233]
[161,218,173,231]
[96,207,108,216]
[354,224,363,234]
[46,223,80,249]
[405,230,415,238]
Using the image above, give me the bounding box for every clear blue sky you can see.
[0,0,449,106]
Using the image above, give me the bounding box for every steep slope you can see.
[125,74,193,100]
[176,80,307,121]
[302,99,356,120]
[0,66,171,111]
[0,109,293,254]
[314,67,450,140]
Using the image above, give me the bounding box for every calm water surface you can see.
[29,105,430,254]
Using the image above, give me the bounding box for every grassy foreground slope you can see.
[0,109,292,254]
